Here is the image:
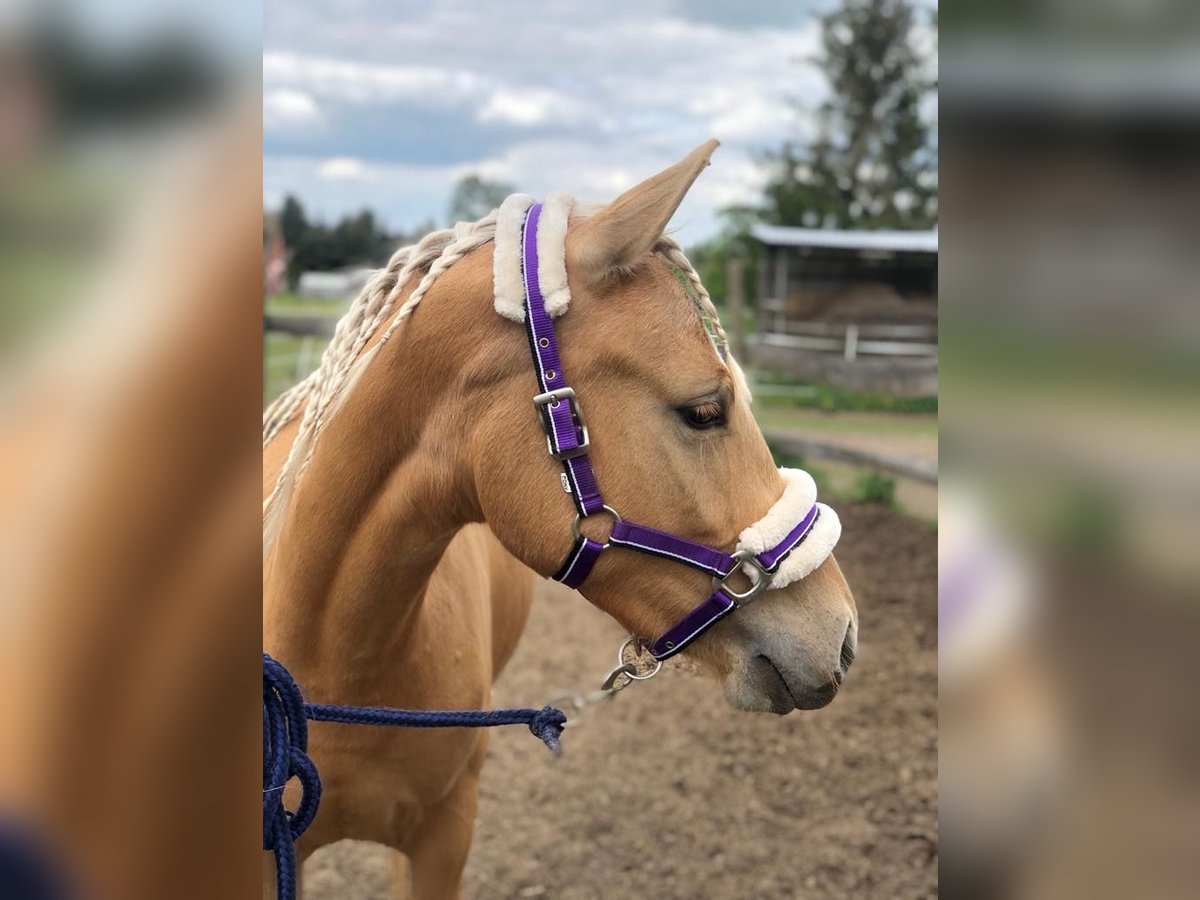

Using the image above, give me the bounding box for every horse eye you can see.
[679,401,726,430]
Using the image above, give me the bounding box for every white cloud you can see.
[263,51,485,107]
[477,88,593,128]
[264,50,606,134]
[317,157,368,180]
[263,88,320,128]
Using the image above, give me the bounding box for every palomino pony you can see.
[262,141,857,898]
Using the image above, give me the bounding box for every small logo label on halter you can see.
[560,473,572,493]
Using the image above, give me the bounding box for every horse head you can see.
[474,142,858,713]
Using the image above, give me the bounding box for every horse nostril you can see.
[839,625,856,673]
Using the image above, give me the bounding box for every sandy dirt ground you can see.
[304,503,937,899]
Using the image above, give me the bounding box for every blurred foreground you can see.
[0,4,261,898]
[940,7,1199,898]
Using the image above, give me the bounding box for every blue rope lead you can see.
[262,654,565,900]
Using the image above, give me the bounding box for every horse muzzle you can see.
[725,619,857,715]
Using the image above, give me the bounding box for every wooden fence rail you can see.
[754,303,938,362]
[763,431,938,485]
[264,313,338,338]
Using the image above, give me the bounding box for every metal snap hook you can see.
[600,663,638,693]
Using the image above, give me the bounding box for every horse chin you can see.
[721,653,840,715]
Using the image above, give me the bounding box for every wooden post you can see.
[844,323,859,361]
[725,257,748,362]
[756,252,769,338]
[773,252,789,332]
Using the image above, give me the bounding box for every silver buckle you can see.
[532,387,590,460]
[711,549,770,605]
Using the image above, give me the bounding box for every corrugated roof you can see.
[750,224,938,254]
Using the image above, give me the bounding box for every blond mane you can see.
[263,205,727,546]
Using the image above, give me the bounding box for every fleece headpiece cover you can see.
[493,192,575,323]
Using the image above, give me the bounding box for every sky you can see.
[263,1,847,245]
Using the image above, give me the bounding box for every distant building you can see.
[296,267,376,301]
[750,225,938,397]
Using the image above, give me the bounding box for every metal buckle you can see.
[711,549,770,605]
[532,387,590,460]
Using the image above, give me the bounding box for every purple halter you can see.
[518,202,820,660]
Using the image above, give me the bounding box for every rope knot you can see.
[528,705,567,755]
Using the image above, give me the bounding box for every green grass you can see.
[752,379,937,414]
[767,443,904,512]
[263,296,349,406]
[0,252,88,356]
[0,162,129,355]
[752,405,937,441]
[938,320,1199,401]
[847,470,897,506]
[265,332,325,407]
[266,293,351,317]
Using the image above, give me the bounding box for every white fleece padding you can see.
[492,191,575,323]
[493,193,535,322]
[537,192,574,316]
[736,468,842,589]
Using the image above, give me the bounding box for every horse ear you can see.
[567,139,719,285]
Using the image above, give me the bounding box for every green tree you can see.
[333,210,387,264]
[762,0,936,229]
[280,202,398,287]
[279,195,308,249]
[447,174,515,224]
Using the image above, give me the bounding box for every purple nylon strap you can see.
[609,520,736,578]
[561,455,603,517]
[552,536,605,589]
[521,203,604,519]
[755,504,821,572]
[517,203,822,662]
[647,591,737,660]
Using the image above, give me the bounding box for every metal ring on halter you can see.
[617,636,662,681]
[571,504,621,547]
[711,549,771,605]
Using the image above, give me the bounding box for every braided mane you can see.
[263,205,726,540]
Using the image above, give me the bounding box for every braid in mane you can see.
[262,213,499,542]
[655,233,729,357]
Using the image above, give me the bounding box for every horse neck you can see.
[264,264,503,681]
